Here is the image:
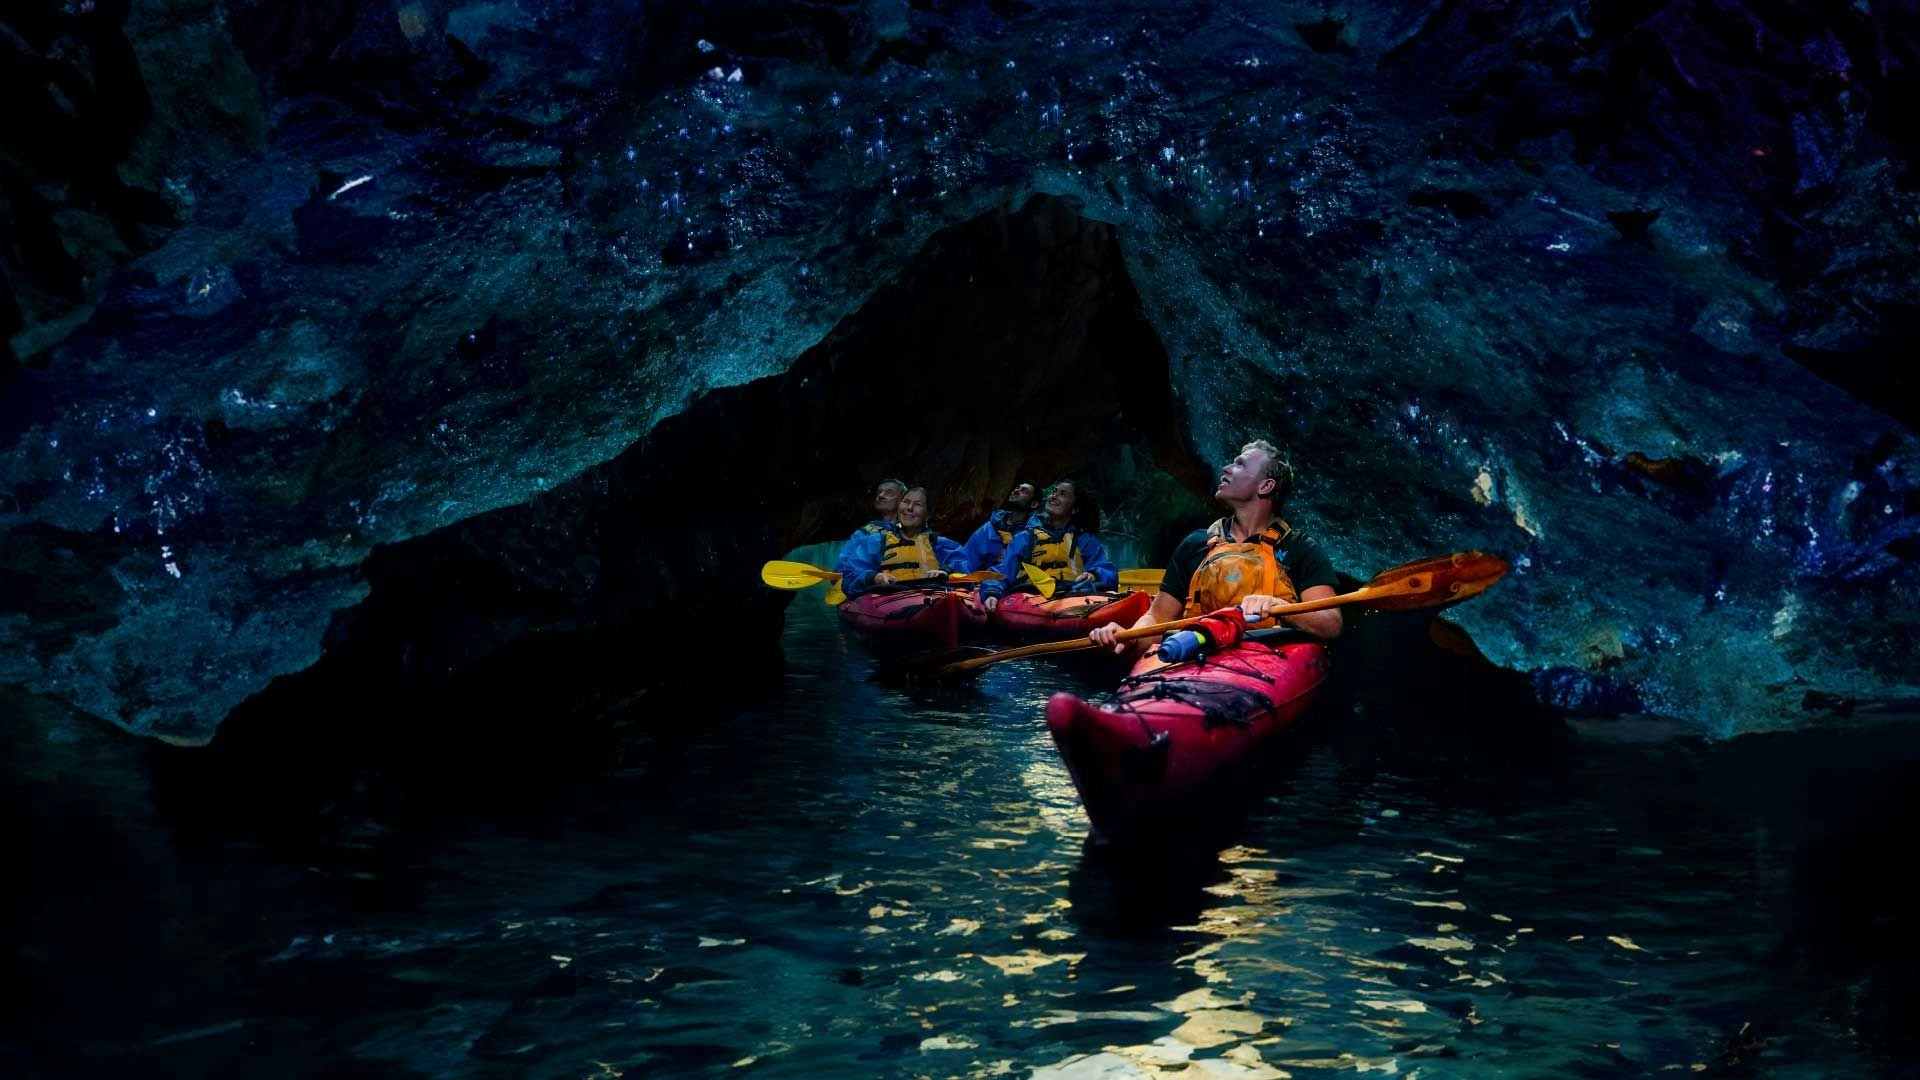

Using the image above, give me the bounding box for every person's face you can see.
[1044,482,1076,518]
[897,490,929,530]
[1007,483,1038,508]
[874,482,905,516]
[1216,448,1275,502]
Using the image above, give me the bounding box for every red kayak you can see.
[1044,639,1331,842]
[992,589,1151,639]
[838,588,963,651]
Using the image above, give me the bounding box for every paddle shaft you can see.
[940,573,1431,675]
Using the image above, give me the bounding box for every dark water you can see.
[18,593,1918,1078]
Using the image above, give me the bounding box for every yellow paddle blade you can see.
[1118,568,1164,591]
[761,559,839,590]
[823,580,848,606]
[1022,562,1057,599]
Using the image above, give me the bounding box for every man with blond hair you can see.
[1090,439,1341,656]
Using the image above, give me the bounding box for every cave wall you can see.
[2,0,1918,739]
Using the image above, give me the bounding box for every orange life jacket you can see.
[1181,517,1299,617]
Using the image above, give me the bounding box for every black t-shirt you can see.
[1162,523,1339,605]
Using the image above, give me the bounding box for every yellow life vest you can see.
[879,528,942,581]
[1026,523,1084,582]
[1182,518,1299,617]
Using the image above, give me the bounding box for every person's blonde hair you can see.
[1240,439,1294,505]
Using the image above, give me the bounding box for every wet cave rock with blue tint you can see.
[6,0,1920,1075]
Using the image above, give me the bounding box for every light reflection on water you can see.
[216,593,1884,1078]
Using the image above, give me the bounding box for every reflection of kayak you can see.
[992,589,1151,639]
[837,588,963,651]
[1044,640,1331,842]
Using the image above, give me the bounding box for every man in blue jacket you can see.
[962,481,1041,572]
[980,480,1117,608]
[834,486,973,599]
[847,478,907,541]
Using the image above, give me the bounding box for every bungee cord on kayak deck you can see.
[1110,649,1292,734]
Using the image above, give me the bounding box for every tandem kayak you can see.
[1044,638,1331,843]
[838,588,964,651]
[992,589,1152,639]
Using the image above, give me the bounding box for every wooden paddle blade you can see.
[1022,562,1057,599]
[761,560,837,589]
[1360,551,1509,611]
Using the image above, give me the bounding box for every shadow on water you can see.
[1068,839,1233,940]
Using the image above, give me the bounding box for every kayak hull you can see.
[837,588,963,652]
[992,589,1151,639]
[1045,640,1331,842]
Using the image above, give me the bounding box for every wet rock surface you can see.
[2,0,1919,741]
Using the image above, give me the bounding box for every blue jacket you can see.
[962,508,1030,572]
[844,520,893,544]
[834,524,972,599]
[980,514,1117,598]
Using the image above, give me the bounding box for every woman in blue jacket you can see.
[834,486,972,599]
[980,479,1116,607]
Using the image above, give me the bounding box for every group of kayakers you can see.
[835,476,1114,599]
[834,438,1342,649]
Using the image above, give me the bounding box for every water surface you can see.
[38,595,1912,1078]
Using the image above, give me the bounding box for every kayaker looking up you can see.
[870,478,907,525]
[1089,440,1341,653]
[835,486,972,598]
[979,479,1118,610]
[835,477,908,547]
[962,481,1042,571]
